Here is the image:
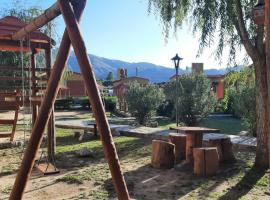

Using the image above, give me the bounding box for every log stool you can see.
[151,140,175,169]
[193,147,219,176]
[208,137,235,163]
[168,133,186,163]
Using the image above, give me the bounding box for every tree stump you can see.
[208,137,235,163]
[208,139,224,162]
[168,133,186,163]
[193,147,219,176]
[221,138,236,162]
[151,140,175,169]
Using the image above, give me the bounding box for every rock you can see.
[75,147,95,158]
[111,129,120,136]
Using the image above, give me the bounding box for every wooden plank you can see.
[0,119,15,124]
[35,163,60,175]
[0,133,12,138]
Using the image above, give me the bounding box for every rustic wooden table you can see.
[170,126,220,164]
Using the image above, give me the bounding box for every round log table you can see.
[170,126,220,165]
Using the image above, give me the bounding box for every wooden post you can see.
[9,2,86,199]
[30,49,38,126]
[266,0,270,169]
[58,0,130,199]
[45,46,56,161]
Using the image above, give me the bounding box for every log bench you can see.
[151,140,175,169]
[193,147,219,176]
[168,133,186,163]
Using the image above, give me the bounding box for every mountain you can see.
[67,52,228,83]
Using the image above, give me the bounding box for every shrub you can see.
[55,97,74,110]
[125,82,165,125]
[103,96,117,111]
[79,97,91,109]
[224,66,256,136]
[164,74,217,126]
[157,100,174,117]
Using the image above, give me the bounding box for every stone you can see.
[75,147,95,158]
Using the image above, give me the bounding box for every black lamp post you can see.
[171,53,183,127]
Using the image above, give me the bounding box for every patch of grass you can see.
[1,185,12,194]
[56,174,84,184]
[0,165,17,176]
[199,116,245,135]
[156,116,245,135]
[88,188,110,199]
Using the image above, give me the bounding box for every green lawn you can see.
[157,116,246,135]
[199,116,245,135]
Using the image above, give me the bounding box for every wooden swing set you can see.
[2,0,130,199]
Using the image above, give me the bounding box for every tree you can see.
[148,0,269,168]
[106,71,114,81]
[165,74,216,126]
[125,82,165,125]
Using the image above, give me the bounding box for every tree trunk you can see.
[254,60,269,168]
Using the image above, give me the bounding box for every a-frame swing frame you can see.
[9,0,130,199]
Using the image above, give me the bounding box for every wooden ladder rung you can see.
[0,119,15,124]
[0,132,12,138]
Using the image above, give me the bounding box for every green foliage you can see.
[165,74,216,126]
[55,98,74,110]
[157,100,174,117]
[103,96,117,112]
[224,66,256,136]
[79,97,91,109]
[148,0,258,64]
[125,82,165,125]
[106,72,114,81]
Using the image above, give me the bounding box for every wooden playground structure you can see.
[0,0,130,199]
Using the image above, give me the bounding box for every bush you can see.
[157,100,174,117]
[224,66,256,136]
[103,96,117,111]
[164,74,217,126]
[55,97,74,110]
[79,97,91,109]
[125,82,165,125]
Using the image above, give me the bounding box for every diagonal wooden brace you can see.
[9,1,87,200]
[58,0,130,199]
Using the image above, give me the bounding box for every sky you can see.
[1,0,247,69]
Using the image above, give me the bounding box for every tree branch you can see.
[234,0,261,61]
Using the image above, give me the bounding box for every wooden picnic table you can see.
[170,126,220,164]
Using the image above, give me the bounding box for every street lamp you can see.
[171,53,183,127]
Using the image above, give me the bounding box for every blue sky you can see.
[1,0,247,69]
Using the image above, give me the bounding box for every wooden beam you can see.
[11,3,61,41]
[265,0,270,168]
[31,50,38,126]
[0,39,50,51]
[45,46,56,162]
[9,1,86,199]
[58,0,130,199]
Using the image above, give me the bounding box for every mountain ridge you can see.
[67,52,230,83]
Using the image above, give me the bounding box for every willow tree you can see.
[148,0,268,168]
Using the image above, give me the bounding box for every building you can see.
[169,63,225,99]
[113,68,149,111]
[58,72,104,98]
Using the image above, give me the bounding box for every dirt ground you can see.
[0,134,269,200]
[0,111,269,200]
